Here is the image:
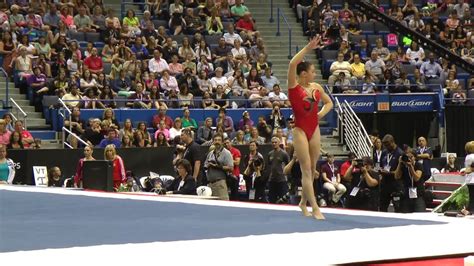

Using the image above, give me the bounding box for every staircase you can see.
[425,173,466,212]
[245,0,324,90]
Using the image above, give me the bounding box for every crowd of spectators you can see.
[292,0,473,103]
[0,0,292,113]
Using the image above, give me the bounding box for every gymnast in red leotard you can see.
[287,36,333,220]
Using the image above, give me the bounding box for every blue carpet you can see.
[0,190,444,252]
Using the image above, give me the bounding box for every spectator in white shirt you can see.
[365,51,386,84]
[210,67,229,92]
[268,84,290,107]
[160,70,179,94]
[328,53,352,92]
[231,39,247,62]
[223,24,243,47]
[405,42,425,67]
[148,49,169,75]
[261,67,280,89]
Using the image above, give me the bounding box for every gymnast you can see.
[287,36,333,220]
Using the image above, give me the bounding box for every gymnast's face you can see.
[301,64,316,82]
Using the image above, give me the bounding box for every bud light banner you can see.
[334,93,438,113]
[390,94,437,112]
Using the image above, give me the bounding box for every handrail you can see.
[0,67,9,109]
[276,8,292,59]
[62,127,89,147]
[269,0,274,22]
[58,98,73,148]
[9,98,28,129]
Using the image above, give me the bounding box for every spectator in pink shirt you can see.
[154,120,171,141]
[0,119,11,145]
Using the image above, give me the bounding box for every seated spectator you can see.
[328,53,352,92]
[347,16,362,35]
[128,83,151,109]
[99,85,116,108]
[160,70,179,94]
[80,69,97,92]
[179,108,197,131]
[361,74,376,94]
[197,117,215,144]
[170,117,183,143]
[220,53,237,77]
[443,70,460,96]
[249,86,272,108]
[385,52,402,80]
[152,106,173,129]
[62,84,82,108]
[182,54,197,75]
[223,24,243,47]
[372,38,390,62]
[350,54,366,84]
[102,108,120,130]
[451,88,467,104]
[213,85,230,109]
[82,88,103,109]
[74,6,95,32]
[238,111,254,131]
[179,68,201,96]
[420,53,443,80]
[0,119,11,145]
[335,72,354,93]
[216,107,234,135]
[154,132,170,147]
[197,55,215,75]
[365,51,386,84]
[197,70,212,94]
[130,38,149,61]
[195,40,212,62]
[255,54,271,75]
[232,130,246,145]
[161,37,179,62]
[442,153,460,173]
[169,55,184,77]
[178,83,194,108]
[169,10,186,35]
[184,8,205,35]
[213,37,232,64]
[47,166,64,187]
[227,68,246,96]
[248,126,266,144]
[321,153,346,205]
[149,49,169,75]
[202,91,220,109]
[405,42,425,67]
[356,39,371,63]
[210,67,229,91]
[394,72,411,93]
[206,7,224,35]
[230,0,249,19]
[83,48,103,75]
[112,69,132,94]
[247,67,264,94]
[408,12,425,32]
[154,120,171,143]
[119,119,135,144]
[413,69,428,92]
[98,129,121,148]
[268,84,289,107]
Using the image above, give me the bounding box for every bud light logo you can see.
[391,100,432,108]
[349,101,374,108]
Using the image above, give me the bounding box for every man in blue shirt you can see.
[98,129,121,148]
[420,53,442,79]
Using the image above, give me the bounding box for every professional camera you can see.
[401,154,409,163]
[355,159,364,168]
[252,158,263,168]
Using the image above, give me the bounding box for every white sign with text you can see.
[33,166,48,187]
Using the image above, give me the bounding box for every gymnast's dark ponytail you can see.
[296,61,312,76]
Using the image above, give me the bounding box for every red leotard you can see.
[288,84,320,140]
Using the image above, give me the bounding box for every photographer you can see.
[204,134,234,200]
[395,148,425,213]
[346,157,380,211]
[243,156,266,202]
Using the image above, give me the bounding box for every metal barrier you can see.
[0,68,9,109]
[276,7,293,59]
[269,0,274,22]
[9,98,28,129]
[58,98,88,148]
[334,97,373,159]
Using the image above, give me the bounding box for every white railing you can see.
[58,98,88,148]
[9,98,28,129]
[335,97,373,158]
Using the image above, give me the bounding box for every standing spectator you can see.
[266,137,290,203]
[373,138,384,171]
[328,53,352,92]
[395,148,425,213]
[178,128,202,183]
[416,136,434,181]
[204,134,234,200]
[224,138,242,200]
[104,144,126,190]
[0,144,15,184]
[380,134,404,212]
[346,157,381,211]
[321,153,346,205]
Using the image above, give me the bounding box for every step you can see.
[431,190,453,196]
[10,105,35,112]
[30,130,57,140]
[25,112,44,119]
[425,181,463,188]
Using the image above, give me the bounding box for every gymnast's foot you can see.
[298,203,311,217]
[312,209,325,220]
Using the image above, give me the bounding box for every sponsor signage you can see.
[334,93,437,113]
